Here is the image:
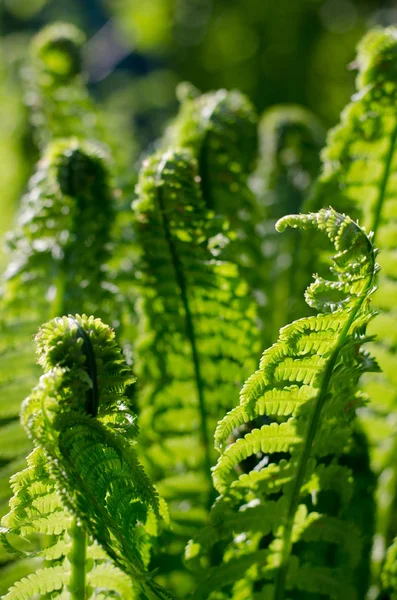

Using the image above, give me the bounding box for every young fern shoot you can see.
[186,209,379,600]
[133,148,260,589]
[0,139,118,588]
[0,139,115,433]
[26,23,102,148]
[304,26,397,568]
[1,315,173,600]
[164,85,261,288]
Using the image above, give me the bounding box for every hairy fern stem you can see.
[274,273,376,599]
[155,157,213,499]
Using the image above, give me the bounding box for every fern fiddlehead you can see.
[1,314,173,600]
[304,26,397,572]
[0,138,118,590]
[0,138,115,469]
[186,208,379,599]
[25,23,101,149]
[133,147,260,589]
[164,85,261,287]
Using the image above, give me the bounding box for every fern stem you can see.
[50,266,67,319]
[155,158,213,499]
[68,517,86,600]
[273,276,376,599]
[371,122,397,239]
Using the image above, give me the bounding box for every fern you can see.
[164,84,262,287]
[22,22,140,341]
[1,314,173,599]
[132,147,260,588]
[0,137,115,448]
[251,105,325,344]
[304,26,397,565]
[25,23,102,149]
[0,139,118,590]
[186,208,378,599]
[166,83,257,216]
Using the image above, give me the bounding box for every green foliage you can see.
[2,16,397,600]
[0,138,118,589]
[165,84,263,300]
[1,314,171,599]
[133,147,260,590]
[305,26,397,569]
[5,139,115,315]
[166,83,258,218]
[0,137,115,427]
[25,23,101,149]
[104,0,376,125]
[0,53,29,271]
[186,209,378,599]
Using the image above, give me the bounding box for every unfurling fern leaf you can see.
[251,105,325,344]
[164,85,261,286]
[166,84,257,217]
[25,22,136,181]
[25,23,101,149]
[0,138,115,433]
[1,315,173,600]
[186,209,378,599]
[0,139,117,589]
[133,148,260,589]
[304,26,397,564]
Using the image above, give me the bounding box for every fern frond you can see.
[0,139,118,586]
[187,208,378,599]
[164,85,262,287]
[166,84,257,215]
[133,147,260,588]
[25,23,101,148]
[1,315,171,599]
[0,138,116,435]
[303,25,397,562]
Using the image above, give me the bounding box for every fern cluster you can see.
[164,85,262,289]
[1,18,397,600]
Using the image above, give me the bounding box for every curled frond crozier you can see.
[186,209,379,600]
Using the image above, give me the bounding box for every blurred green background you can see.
[0,0,395,255]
